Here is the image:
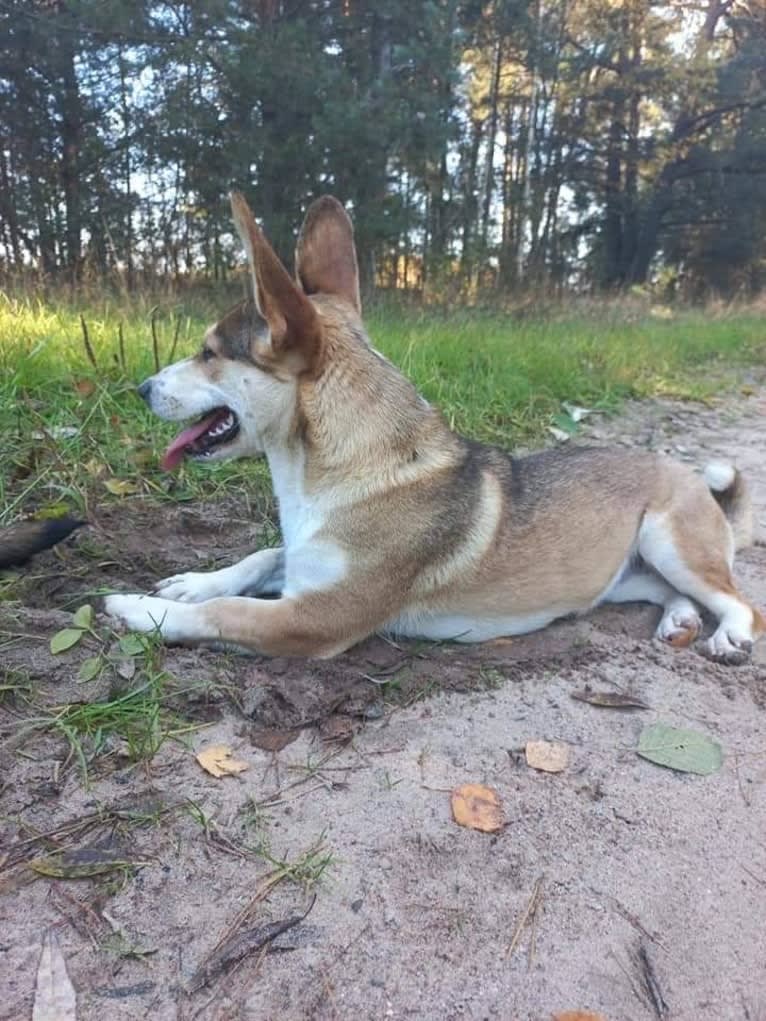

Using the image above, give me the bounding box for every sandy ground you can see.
[1,387,765,1021]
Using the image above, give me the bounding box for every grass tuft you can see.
[1,288,764,522]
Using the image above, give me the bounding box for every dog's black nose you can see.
[137,379,153,402]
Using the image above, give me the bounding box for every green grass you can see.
[1,286,764,522]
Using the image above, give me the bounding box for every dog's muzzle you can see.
[137,379,153,402]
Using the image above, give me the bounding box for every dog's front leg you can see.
[103,590,371,659]
[154,547,284,603]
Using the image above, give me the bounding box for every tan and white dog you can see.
[104,192,764,664]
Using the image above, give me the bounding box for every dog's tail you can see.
[703,463,754,552]
[0,517,86,570]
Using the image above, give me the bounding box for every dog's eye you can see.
[201,347,216,362]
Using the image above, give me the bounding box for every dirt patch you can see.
[2,390,766,1021]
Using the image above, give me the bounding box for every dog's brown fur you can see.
[104,192,763,664]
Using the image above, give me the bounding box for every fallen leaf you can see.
[118,634,146,656]
[188,899,316,993]
[571,690,649,710]
[72,604,94,629]
[548,426,571,442]
[73,378,96,397]
[525,740,570,773]
[33,931,77,1021]
[83,458,106,478]
[48,426,79,440]
[31,502,73,521]
[250,727,301,752]
[50,628,84,654]
[29,847,146,879]
[319,716,355,743]
[77,656,103,683]
[450,783,505,832]
[636,723,722,775]
[553,1012,607,1021]
[561,402,594,423]
[104,478,139,496]
[196,744,249,778]
[115,657,137,681]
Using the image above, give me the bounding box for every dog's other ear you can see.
[295,196,361,314]
[230,191,321,370]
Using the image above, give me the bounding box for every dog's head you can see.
[138,192,362,470]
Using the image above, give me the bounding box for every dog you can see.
[104,191,763,664]
[0,518,86,570]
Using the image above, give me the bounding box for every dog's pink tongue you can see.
[161,411,221,471]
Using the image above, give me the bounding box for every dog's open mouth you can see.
[161,407,240,471]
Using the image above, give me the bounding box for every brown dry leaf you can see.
[450,783,505,833]
[525,740,570,773]
[196,744,249,778]
[250,727,301,752]
[571,689,649,710]
[33,931,77,1021]
[553,1013,607,1021]
[73,378,96,398]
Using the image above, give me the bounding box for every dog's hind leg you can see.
[604,568,702,647]
[154,547,284,603]
[638,511,764,664]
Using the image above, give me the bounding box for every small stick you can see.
[613,898,667,951]
[506,875,544,958]
[150,306,160,373]
[527,875,544,968]
[79,314,98,369]
[168,315,182,365]
[638,943,669,1020]
[118,322,126,372]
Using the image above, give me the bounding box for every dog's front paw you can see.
[153,571,226,603]
[103,593,183,639]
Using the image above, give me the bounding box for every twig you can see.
[188,895,316,994]
[150,306,160,373]
[118,322,126,372]
[613,898,668,951]
[79,314,98,369]
[609,947,649,1010]
[168,315,182,365]
[506,875,544,958]
[741,863,766,888]
[527,875,544,969]
[638,943,669,1020]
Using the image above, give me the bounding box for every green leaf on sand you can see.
[72,604,94,629]
[77,656,103,682]
[50,628,84,655]
[637,723,722,775]
[119,634,146,657]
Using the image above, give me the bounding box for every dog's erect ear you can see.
[230,191,321,370]
[295,196,361,314]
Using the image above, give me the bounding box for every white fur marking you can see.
[703,462,735,492]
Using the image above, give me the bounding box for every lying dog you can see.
[0,518,85,570]
[105,192,763,663]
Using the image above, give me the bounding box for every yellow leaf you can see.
[525,740,570,773]
[196,744,249,779]
[84,458,106,477]
[450,783,505,833]
[104,478,139,496]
